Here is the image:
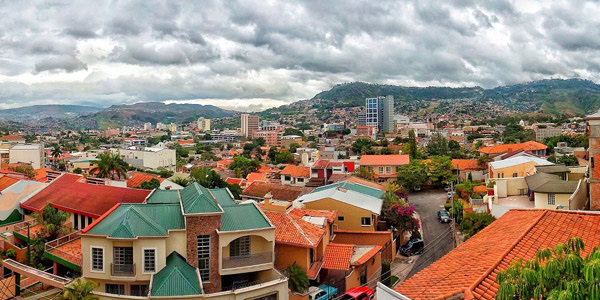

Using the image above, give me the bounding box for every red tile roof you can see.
[323,243,355,271]
[21,174,151,218]
[126,172,164,188]
[242,182,311,202]
[0,135,25,141]
[0,176,19,192]
[280,165,310,178]
[177,140,194,145]
[246,172,268,183]
[395,209,600,300]
[478,141,547,155]
[451,159,481,171]
[263,209,326,248]
[225,177,246,186]
[359,154,409,166]
[313,159,344,169]
[34,168,52,182]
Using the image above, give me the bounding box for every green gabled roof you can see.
[87,204,184,238]
[180,183,222,214]
[221,204,271,232]
[147,189,180,204]
[313,181,384,199]
[211,188,236,207]
[151,251,202,297]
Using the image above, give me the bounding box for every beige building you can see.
[168,123,178,133]
[241,114,260,139]
[9,144,45,169]
[197,118,211,132]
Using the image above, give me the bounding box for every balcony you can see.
[111,263,136,277]
[222,252,272,270]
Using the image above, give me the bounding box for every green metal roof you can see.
[180,183,222,214]
[147,190,180,204]
[151,251,202,297]
[221,204,271,232]
[86,204,184,238]
[313,181,384,199]
[211,188,236,207]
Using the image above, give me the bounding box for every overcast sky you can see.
[1,0,599,111]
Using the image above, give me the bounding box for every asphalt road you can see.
[406,189,455,278]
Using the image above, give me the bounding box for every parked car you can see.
[340,287,375,300]
[438,209,450,223]
[308,287,326,300]
[399,238,425,256]
[318,284,338,300]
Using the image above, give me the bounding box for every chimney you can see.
[264,192,273,206]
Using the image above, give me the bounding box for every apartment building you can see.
[241,114,260,139]
[253,130,283,146]
[9,144,45,169]
[197,118,211,132]
[365,96,394,133]
[80,183,287,299]
[117,147,176,171]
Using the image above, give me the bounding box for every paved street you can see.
[405,189,454,278]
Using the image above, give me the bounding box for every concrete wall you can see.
[494,177,528,198]
[274,243,309,272]
[570,179,588,210]
[302,198,376,231]
[534,193,571,210]
[9,145,44,169]
[490,162,538,179]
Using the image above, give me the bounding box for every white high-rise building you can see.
[365,95,394,132]
[143,122,153,130]
[197,118,211,132]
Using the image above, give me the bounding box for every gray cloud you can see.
[1,0,600,109]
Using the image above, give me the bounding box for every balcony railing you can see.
[222,252,272,269]
[111,263,135,276]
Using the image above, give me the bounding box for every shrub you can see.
[6,249,16,260]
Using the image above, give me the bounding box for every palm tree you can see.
[63,278,98,300]
[51,145,62,168]
[285,263,309,293]
[90,152,128,180]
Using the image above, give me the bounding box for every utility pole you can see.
[450,182,457,248]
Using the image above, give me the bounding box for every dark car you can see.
[399,238,424,256]
[438,209,450,223]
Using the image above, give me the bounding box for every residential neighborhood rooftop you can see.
[359,154,409,166]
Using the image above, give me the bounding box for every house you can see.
[451,159,484,182]
[524,172,586,210]
[241,182,312,203]
[79,183,288,299]
[394,209,600,300]
[126,171,183,190]
[488,156,553,179]
[358,154,409,183]
[0,135,26,144]
[260,194,336,281]
[321,243,382,292]
[225,177,247,189]
[310,159,356,185]
[295,184,383,231]
[280,165,311,187]
[246,172,268,185]
[118,147,176,171]
[477,141,547,158]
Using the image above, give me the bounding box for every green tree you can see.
[496,237,600,300]
[285,263,309,293]
[191,168,227,188]
[352,138,375,154]
[383,182,405,208]
[396,160,428,191]
[268,146,278,162]
[427,133,449,156]
[284,128,304,137]
[140,178,161,190]
[275,151,295,164]
[408,129,418,158]
[63,278,99,300]
[171,177,190,187]
[33,205,70,241]
[354,166,374,180]
[254,137,266,147]
[448,140,461,152]
[289,142,300,154]
[90,152,128,180]
[229,157,261,178]
[427,156,456,188]
[460,212,495,240]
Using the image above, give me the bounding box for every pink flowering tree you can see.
[383,203,420,238]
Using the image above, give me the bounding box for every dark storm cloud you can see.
[2,0,600,109]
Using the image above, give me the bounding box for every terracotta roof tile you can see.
[280,165,310,178]
[0,135,25,141]
[323,243,354,271]
[359,154,409,166]
[0,176,19,192]
[127,172,164,188]
[242,182,311,202]
[246,172,268,184]
[225,177,246,186]
[451,159,482,171]
[262,209,326,248]
[478,141,547,155]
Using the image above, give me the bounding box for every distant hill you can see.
[264,78,600,116]
[79,102,235,129]
[0,105,102,121]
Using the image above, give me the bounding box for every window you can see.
[143,249,156,273]
[309,248,314,264]
[498,172,504,178]
[338,216,345,221]
[81,215,86,229]
[130,285,149,296]
[114,247,133,266]
[88,216,93,226]
[361,217,371,226]
[230,236,250,258]
[74,213,78,230]
[197,235,211,281]
[548,193,556,205]
[386,166,391,174]
[91,247,104,272]
[379,167,384,173]
[285,176,291,181]
[512,172,518,178]
[105,284,124,295]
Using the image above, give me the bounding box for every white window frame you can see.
[361,217,372,227]
[197,235,211,282]
[548,193,556,205]
[386,166,391,174]
[378,167,384,173]
[142,248,157,274]
[90,246,105,273]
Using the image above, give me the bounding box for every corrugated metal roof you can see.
[221,204,271,232]
[211,188,236,207]
[180,183,221,214]
[151,251,202,297]
[87,203,184,238]
[314,181,384,199]
[489,156,552,169]
[297,187,383,215]
[147,190,180,204]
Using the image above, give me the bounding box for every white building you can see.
[118,147,176,171]
[143,122,153,130]
[9,144,45,169]
[156,122,167,130]
[168,123,178,133]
